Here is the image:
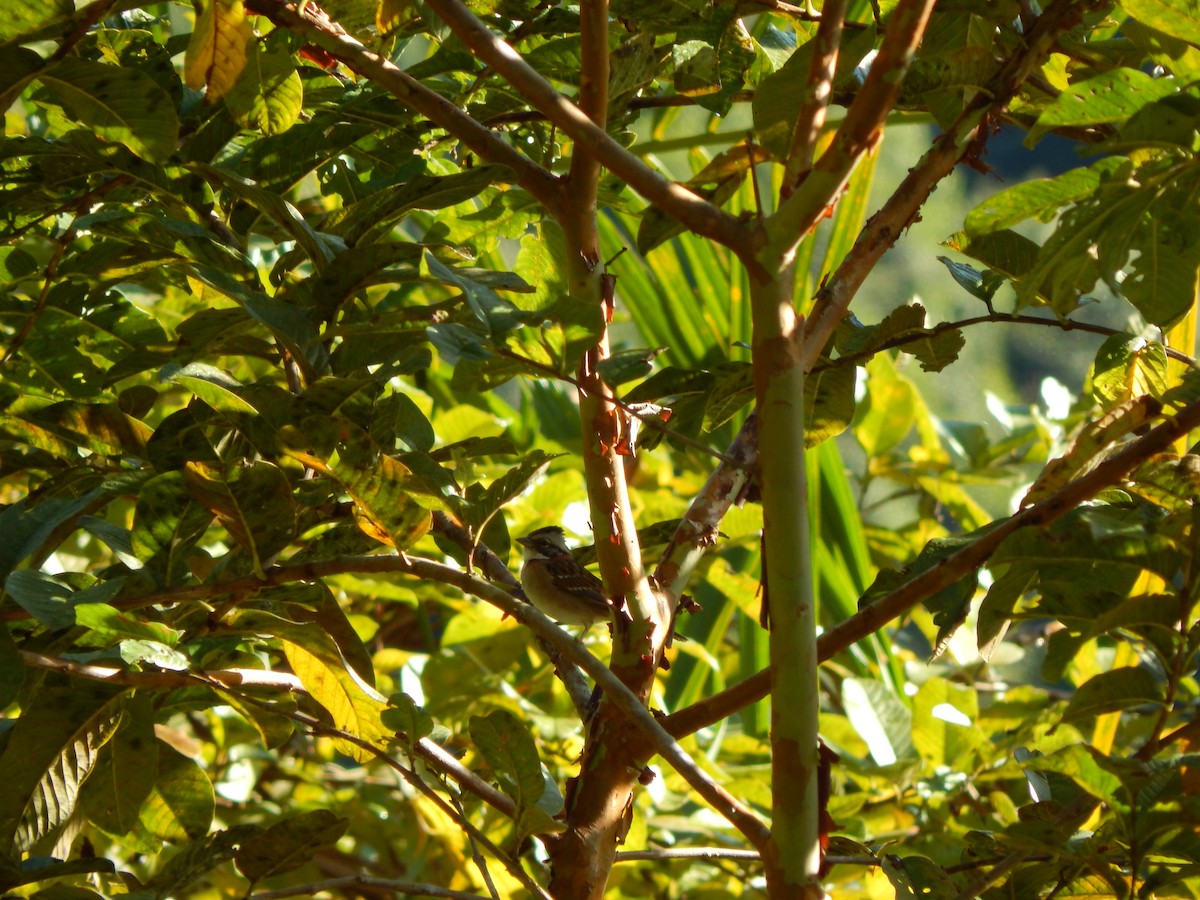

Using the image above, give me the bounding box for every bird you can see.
[516,526,612,627]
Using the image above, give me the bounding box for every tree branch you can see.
[662,394,1200,738]
[783,0,849,196]
[801,0,1105,369]
[422,0,755,261]
[654,415,758,603]
[763,0,936,272]
[13,550,769,853]
[388,558,774,857]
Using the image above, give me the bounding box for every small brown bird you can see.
[516,526,611,627]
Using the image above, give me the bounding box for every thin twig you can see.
[809,312,1200,376]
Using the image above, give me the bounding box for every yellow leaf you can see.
[282,637,387,763]
[184,0,253,104]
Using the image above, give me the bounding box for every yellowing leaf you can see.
[377,0,414,36]
[282,633,387,762]
[185,0,253,104]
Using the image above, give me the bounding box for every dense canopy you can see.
[3,0,1200,897]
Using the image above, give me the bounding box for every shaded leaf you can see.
[470,712,543,804]
[35,57,178,163]
[140,742,215,842]
[0,685,125,853]
[234,809,349,883]
[1062,667,1163,723]
[1028,68,1177,143]
[182,460,296,572]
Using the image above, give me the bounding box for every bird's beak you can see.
[516,535,533,547]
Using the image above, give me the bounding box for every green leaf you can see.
[234,810,349,883]
[1121,0,1200,46]
[942,229,1043,302]
[964,159,1126,235]
[78,695,158,837]
[1062,667,1164,722]
[191,163,340,271]
[468,709,554,835]
[805,364,856,447]
[424,251,525,337]
[20,402,153,459]
[1123,235,1200,328]
[381,693,435,743]
[75,602,182,647]
[596,346,665,386]
[1022,744,1123,803]
[977,567,1036,659]
[0,627,22,709]
[842,677,915,766]
[0,0,72,44]
[0,483,137,583]
[224,36,303,135]
[131,471,214,585]
[281,419,435,549]
[855,357,915,458]
[912,678,981,769]
[466,449,562,533]
[329,166,505,245]
[882,854,959,900]
[141,826,260,896]
[1028,69,1178,143]
[35,57,179,164]
[4,570,77,629]
[182,461,297,572]
[166,363,258,414]
[140,743,215,842]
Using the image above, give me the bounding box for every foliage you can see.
[1,0,1200,897]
